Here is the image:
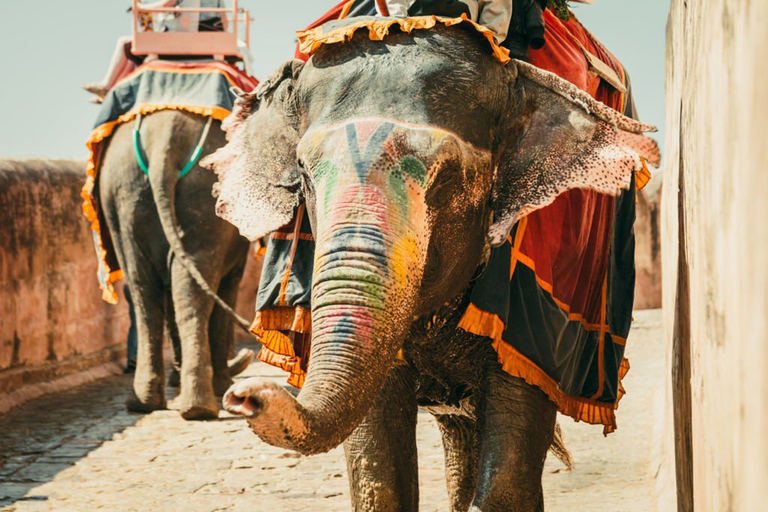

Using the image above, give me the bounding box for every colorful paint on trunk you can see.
[299,118,492,355]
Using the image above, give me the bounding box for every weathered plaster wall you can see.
[661,1,768,509]
[0,159,130,405]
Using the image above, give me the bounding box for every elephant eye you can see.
[426,167,461,208]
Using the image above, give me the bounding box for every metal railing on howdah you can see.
[131,0,251,58]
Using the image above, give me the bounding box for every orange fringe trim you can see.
[493,338,630,435]
[255,333,307,388]
[457,303,506,341]
[460,302,630,433]
[251,306,312,334]
[296,14,511,65]
[636,157,652,192]
[255,330,298,372]
[252,306,312,388]
[82,103,231,303]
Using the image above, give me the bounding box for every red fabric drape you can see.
[520,10,627,323]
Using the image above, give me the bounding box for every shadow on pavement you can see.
[0,338,263,507]
[0,374,143,507]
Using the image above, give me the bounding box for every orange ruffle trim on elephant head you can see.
[296,14,511,65]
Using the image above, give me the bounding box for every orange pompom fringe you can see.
[252,307,311,388]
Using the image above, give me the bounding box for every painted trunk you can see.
[294,120,431,451]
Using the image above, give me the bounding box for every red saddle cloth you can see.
[459,10,650,433]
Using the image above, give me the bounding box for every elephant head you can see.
[202,27,659,455]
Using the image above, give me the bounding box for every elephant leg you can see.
[435,414,478,512]
[471,370,557,511]
[164,292,182,388]
[208,266,242,396]
[123,270,167,413]
[170,259,219,420]
[343,367,419,512]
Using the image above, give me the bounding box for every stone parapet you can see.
[0,159,130,410]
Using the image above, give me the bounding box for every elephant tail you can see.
[550,422,574,471]
[142,115,254,335]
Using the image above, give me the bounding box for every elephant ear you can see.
[488,60,661,246]
[201,60,305,242]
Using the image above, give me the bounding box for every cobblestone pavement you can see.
[0,310,663,511]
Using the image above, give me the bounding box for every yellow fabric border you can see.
[83,103,231,303]
[636,157,652,192]
[257,344,306,388]
[252,306,312,388]
[457,303,506,341]
[339,0,354,19]
[255,330,307,388]
[296,14,511,65]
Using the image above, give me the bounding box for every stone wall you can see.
[0,159,129,412]
[660,1,768,509]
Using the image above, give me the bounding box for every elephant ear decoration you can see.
[201,60,305,242]
[488,60,661,247]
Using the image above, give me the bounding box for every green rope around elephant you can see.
[132,114,213,178]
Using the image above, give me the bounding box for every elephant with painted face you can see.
[209,22,659,510]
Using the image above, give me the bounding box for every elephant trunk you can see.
[223,119,433,453]
[226,182,428,454]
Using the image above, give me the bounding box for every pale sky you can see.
[0,1,669,158]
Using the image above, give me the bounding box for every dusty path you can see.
[0,310,663,511]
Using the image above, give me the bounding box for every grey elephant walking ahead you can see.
[82,60,260,420]
[98,110,250,419]
[210,15,659,511]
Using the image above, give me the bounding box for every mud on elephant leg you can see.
[208,265,245,396]
[170,260,219,420]
[343,367,419,512]
[435,414,479,512]
[472,371,557,511]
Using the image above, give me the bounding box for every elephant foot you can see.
[228,348,255,377]
[179,378,219,420]
[179,397,219,421]
[126,375,167,413]
[125,392,167,414]
[167,367,181,388]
